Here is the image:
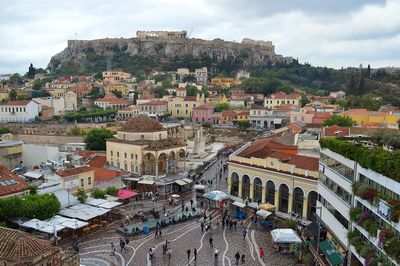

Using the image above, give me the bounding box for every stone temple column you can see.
[155,160,159,176]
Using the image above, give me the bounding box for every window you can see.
[131,154,133,159]
[111,151,113,156]
[320,173,352,205]
[80,178,84,187]
[135,154,138,160]
[124,153,127,158]
[88,176,92,185]
[320,153,354,180]
[159,133,162,140]
[117,152,119,157]
[141,135,144,140]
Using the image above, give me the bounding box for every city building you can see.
[106,116,186,175]
[319,138,400,266]
[192,104,216,123]
[167,94,205,119]
[139,100,168,117]
[339,109,399,128]
[249,104,289,129]
[206,94,227,105]
[0,165,29,198]
[236,70,250,80]
[0,139,23,170]
[195,67,208,85]
[136,30,187,39]
[116,105,142,121]
[94,93,129,110]
[264,92,301,109]
[102,70,132,83]
[329,91,346,100]
[210,77,241,87]
[55,166,95,193]
[0,100,41,123]
[228,137,319,220]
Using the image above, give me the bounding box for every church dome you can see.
[120,115,165,132]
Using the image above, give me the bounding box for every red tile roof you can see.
[286,123,303,134]
[271,92,300,99]
[193,104,215,110]
[340,109,387,116]
[56,166,94,177]
[0,100,32,106]
[222,110,236,117]
[176,87,186,91]
[323,125,350,137]
[87,155,107,168]
[0,166,29,197]
[274,104,298,111]
[78,150,97,158]
[184,96,197,101]
[93,168,127,182]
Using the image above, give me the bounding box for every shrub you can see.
[364,220,379,237]
[76,188,87,203]
[383,237,400,262]
[360,244,375,258]
[362,188,378,202]
[91,188,106,199]
[106,186,118,196]
[349,208,362,222]
[282,219,297,230]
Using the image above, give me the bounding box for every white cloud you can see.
[0,0,399,73]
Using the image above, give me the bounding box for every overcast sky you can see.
[1,0,399,74]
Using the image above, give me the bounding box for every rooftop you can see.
[56,166,94,177]
[193,104,215,110]
[0,166,29,197]
[120,115,166,132]
[87,155,107,168]
[0,100,32,106]
[94,168,127,182]
[270,92,300,99]
[139,100,168,106]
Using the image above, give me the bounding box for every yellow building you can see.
[103,70,132,83]
[106,116,187,175]
[56,166,95,193]
[235,111,250,121]
[210,77,241,87]
[339,109,399,127]
[228,138,319,220]
[264,92,301,108]
[206,94,227,105]
[49,87,66,98]
[104,84,128,95]
[167,93,205,119]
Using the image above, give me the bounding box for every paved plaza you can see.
[68,157,300,266]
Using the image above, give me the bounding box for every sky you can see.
[1,0,400,74]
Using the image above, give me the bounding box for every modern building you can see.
[264,92,301,109]
[319,138,400,266]
[106,116,187,175]
[55,166,95,193]
[0,165,29,198]
[249,104,289,129]
[228,137,319,220]
[0,100,41,123]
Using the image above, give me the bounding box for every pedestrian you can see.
[163,205,166,215]
[190,199,194,208]
[155,228,158,239]
[242,228,247,240]
[259,247,264,259]
[209,213,212,221]
[167,248,172,260]
[201,221,204,232]
[233,220,237,230]
[110,243,115,256]
[148,248,153,260]
[214,248,219,260]
[159,229,162,239]
[194,248,197,261]
[225,219,229,227]
[209,236,213,247]
[187,249,191,260]
[163,244,167,255]
[241,254,245,264]
[234,252,240,265]
[229,220,233,230]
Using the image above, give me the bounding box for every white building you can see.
[195,67,208,85]
[0,100,41,123]
[33,97,65,115]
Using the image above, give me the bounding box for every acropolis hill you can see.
[48,30,292,73]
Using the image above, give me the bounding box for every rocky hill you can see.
[48,34,293,75]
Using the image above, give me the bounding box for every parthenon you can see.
[136,30,187,39]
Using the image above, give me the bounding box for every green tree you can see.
[67,126,86,136]
[76,188,87,203]
[112,90,123,98]
[185,85,198,96]
[32,79,42,91]
[27,63,36,79]
[9,73,23,85]
[182,74,196,83]
[29,185,37,195]
[17,94,27,100]
[348,74,356,95]
[324,115,353,127]
[84,128,114,150]
[358,76,366,95]
[300,95,310,107]
[214,103,229,112]
[91,188,106,199]
[105,186,118,196]
[8,89,17,101]
[86,86,103,99]
[237,120,251,131]
[0,127,11,134]
[153,86,167,98]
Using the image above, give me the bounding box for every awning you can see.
[319,240,344,266]
[260,203,276,211]
[271,229,302,244]
[232,201,246,208]
[138,180,155,185]
[182,178,193,184]
[124,177,140,181]
[203,190,229,201]
[194,184,205,190]
[256,210,272,218]
[117,189,137,200]
[24,171,43,179]
[174,180,187,186]
[98,201,122,209]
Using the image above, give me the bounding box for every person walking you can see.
[190,199,194,208]
[241,254,245,264]
[187,249,191,260]
[214,248,219,260]
[242,228,247,240]
[167,248,172,260]
[234,252,240,265]
[209,236,213,247]
[194,248,197,261]
[154,228,158,239]
[201,221,204,232]
[229,220,233,230]
[110,243,116,256]
[233,220,237,230]
[159,229,162,239]
[259,247,264,259]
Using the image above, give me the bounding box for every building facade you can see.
[195,67,208,85]
[139,101,168,116]
[228,138,319,220]
[55,166,95,193]
[249,104,289,129]
[192,104,215,123]
[102,70,132,83]
[264,92,301,109]
[0,100,41,123]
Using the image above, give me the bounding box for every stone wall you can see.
[18,135,84,145]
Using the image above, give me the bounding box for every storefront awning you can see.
[117,189,138,200]
[174,180,187,186]
[232,201,246,208]
[256,210,272,218]
[260,203,276,211]
[319,240,344,266]
[138,180,155,185]
[182,178,193,184]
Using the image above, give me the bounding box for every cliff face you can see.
[49,37,292,73]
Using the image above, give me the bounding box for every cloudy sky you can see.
[1,0,399,74]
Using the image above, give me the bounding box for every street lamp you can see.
[315,206,323,264]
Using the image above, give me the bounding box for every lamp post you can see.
[315,206,323,265]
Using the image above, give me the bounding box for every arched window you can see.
[266,181,275,204]
[230,172,239,196]
[242,175,250,199]
[279,184,289,213]
[253,178,262,203]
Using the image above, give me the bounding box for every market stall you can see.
[203,190,229,209]
[271,228,302,253]
[232,201,247,220]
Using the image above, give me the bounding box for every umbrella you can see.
[203,190,229,201]
[171,194,180,198]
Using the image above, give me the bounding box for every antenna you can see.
[74,32,77,41]
[189,28,193,38]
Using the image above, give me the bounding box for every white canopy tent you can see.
[59,204,110,221]
[256,210,273,218]
[232,201,246,208]
[98,201,122,209]
[271,229,302,244]
[203,190,229,201]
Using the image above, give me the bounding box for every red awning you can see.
[117,189,138,200]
